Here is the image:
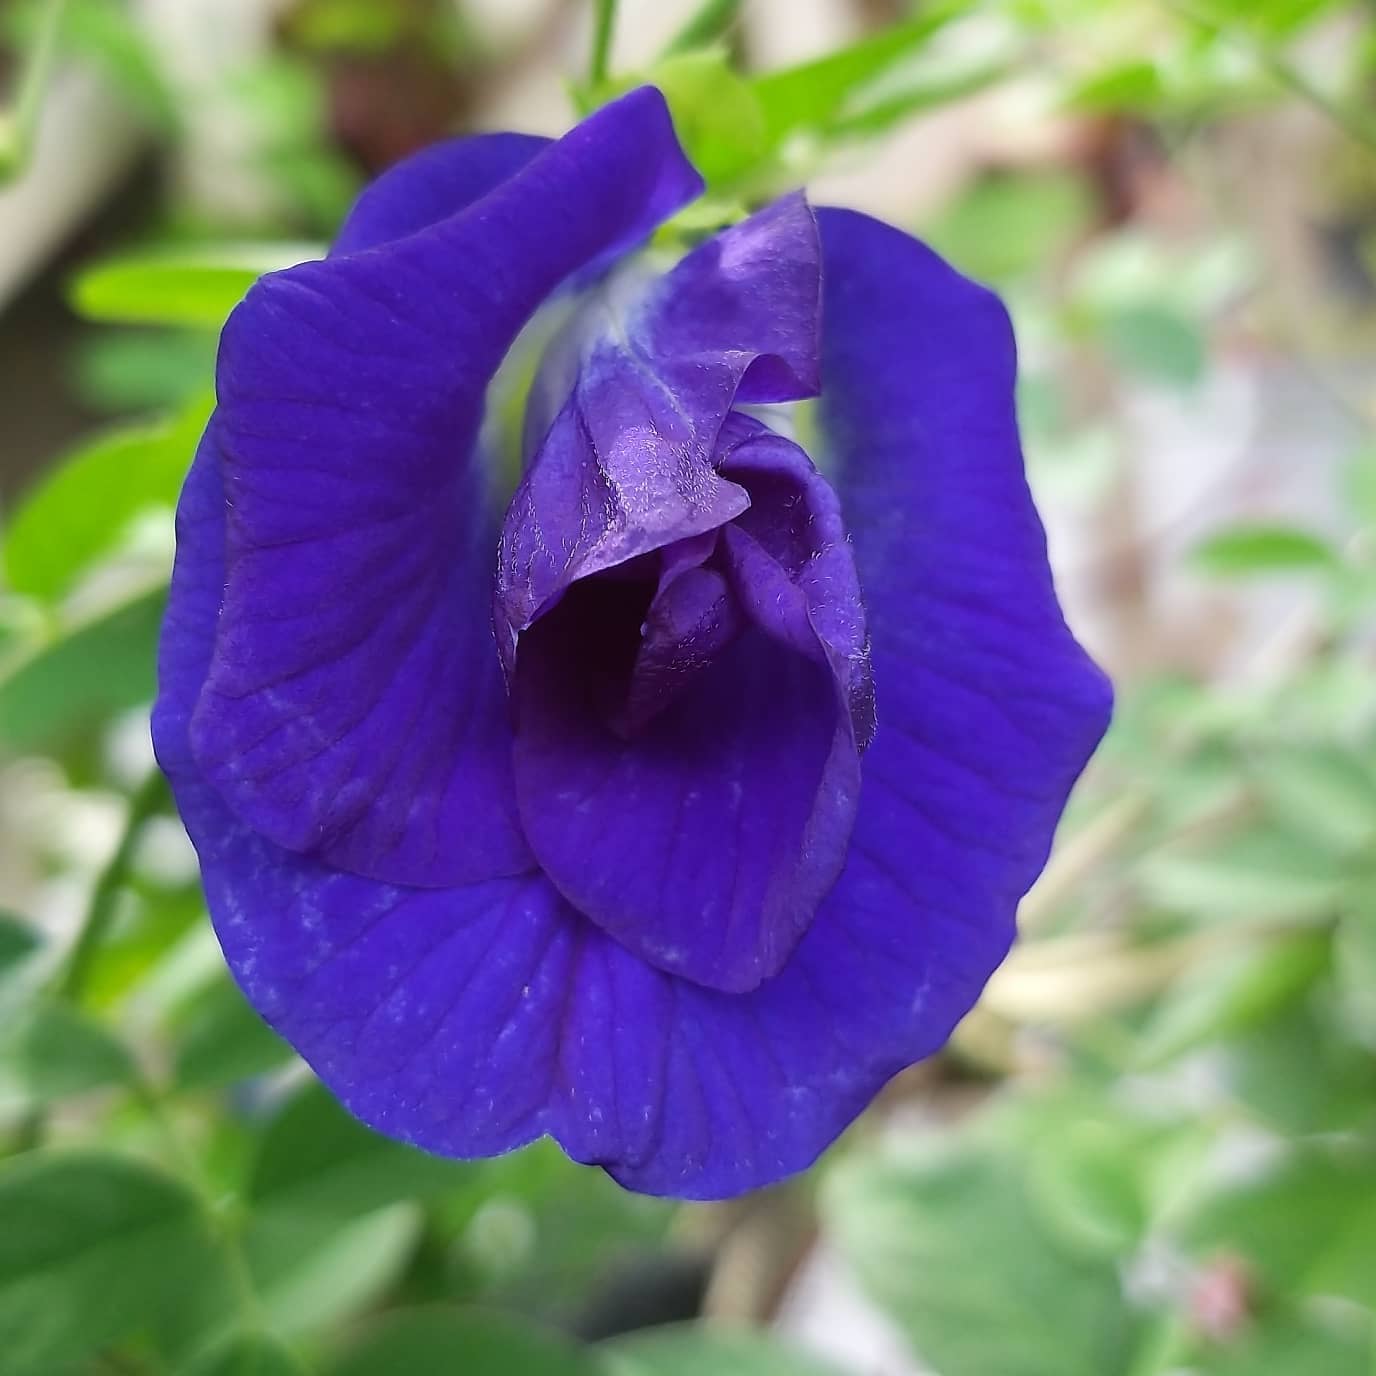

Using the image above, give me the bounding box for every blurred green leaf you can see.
[646,49,766,188]
[1136,828,1349,926]
[751,4,960,147]
[1247,746,1376,857]
[1134,931,1330,1067]
[605,1326,847,1376]
[248,1081,473,1218]
[1186,1143,1376,1310]
[74,330,220,414]
[662,0,743,58]
[1191,1309,1372,1376]
[1333,892,1376,1046]
[0,1151,211,1376]
[825,1132,1137,1376]
[1098,304,1207,387]
[0,912,41,982]
[178,1331,306,1376]
[3,393,209,605]
[1225,1003,1376,1134]
[69,243,323,330]
[0,584,165,753]
[325,1309,597,1376]
[925,172,1092,282]
[3,1001,136,1103]
[1191,525,1339,577]
[247,1204,424,1339]
[1026,1116,1151,1257]
[173,977,294,1091]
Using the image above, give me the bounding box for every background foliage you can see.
[2,0,1375,1372]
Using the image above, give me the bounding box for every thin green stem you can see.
[1161,0,1376,158]
[588,0,618,89]
[56,769,169,1007]
[663,0,743,58]
[0,0,70,180]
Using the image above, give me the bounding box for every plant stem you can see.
[588,0,618,89]
[0,0,69,180]
[56,769,169,1006]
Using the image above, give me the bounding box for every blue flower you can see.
[154,87,1111,1198]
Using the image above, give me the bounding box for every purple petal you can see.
[179,87,702,889]
[495,192,821,661]
[331,132,549,257]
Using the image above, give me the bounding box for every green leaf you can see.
[3,393,210,605]
[325,1309,598,1376]
[1098,303,1206,387]
[824,1134,1136,1376]
[1191,524,1338,577]
[1136,827,1349,926]
[3,1002,136,1103]
[173,976,294,1090]
[69,242,323,330]
[925,172,1092,283]
[1333,892,1376,1046]
[0,1151,211,1376]
[1134,930,1331,1067]
[1248,746,1376,857]
[751,4,960,148]
[178,1331,306,1376]
[0,584,166,753]
[1185,1143,1376,1310]
[646,50,766,188]
[1026,1116,1150,1257]
[247,1204,424,1339]
[662,0,743,58]
[1190,1309,1372,1376]
[0,912,41,982]
[604,1326,847,1376]
[248,1080,473,1217]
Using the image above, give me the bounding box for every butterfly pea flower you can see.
[154,87,1111,1199]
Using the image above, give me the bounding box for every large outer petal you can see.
[160,175,1109,1200]
[181,88,703,889]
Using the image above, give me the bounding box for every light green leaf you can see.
[248,1080,474,1217]
[1026,1117,1150,1257]
[1185,1143,1376,1310]
[824,1135,1136,1376]
[604,1326,847,1376]
[0,1151,211,1376]
[0,912,41,982]
[3,1002,136,1103]
[1247,745,1376,857]
[751,4,960,147]
[173,976,294,1090]
[1099,303,1206,387]
[1333,893,1376,1046]
[1134,931,1330,1067]
[325,1309,597,1376]
[178,1331,306,1376]
[1136,828,1349,926]
[662,0,743,58]
[1191,524,1338,577]
[1191,1310,1372,1376]
[646,49,766,188]
[0,584,165,753]
[3,392,210,605]
[248,1204,423,1339]
[69,242,323,330]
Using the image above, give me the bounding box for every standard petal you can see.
[182,87,703,889]
[331,132,549,256]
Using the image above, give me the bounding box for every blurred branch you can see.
[0,0,69,181]
[662,0,743,58]
[54,768,169,1007]
[589,0,618,86]
[1162,0,1376,158]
